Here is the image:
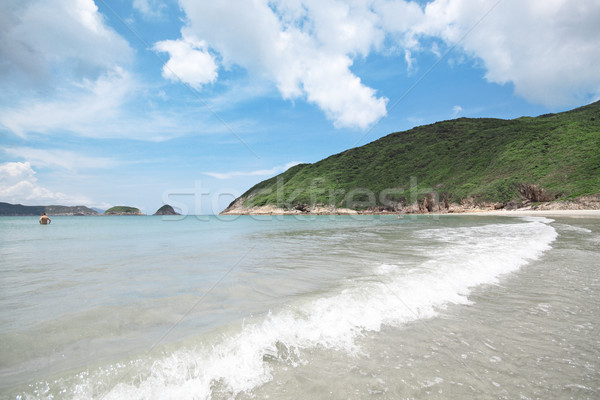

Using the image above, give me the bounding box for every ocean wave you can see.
[39,219,558,399]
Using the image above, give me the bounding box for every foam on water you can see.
[555,223,593,234]
[37,218,559,399]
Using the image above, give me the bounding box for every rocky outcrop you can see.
[518,183,555,202]
[220,194,600,215]
[532,195,600,210]
[220,198,357,215]
[153,204,180,215]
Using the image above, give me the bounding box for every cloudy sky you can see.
[1,0,599,214]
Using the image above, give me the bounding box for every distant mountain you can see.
[153,204,180,215]
[104,206,144,215]
[222,101,600,214]
[0,203,99,216]
[91,207,105,215]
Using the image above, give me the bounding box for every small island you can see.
[153,204,181,216]
[104,206,144,216]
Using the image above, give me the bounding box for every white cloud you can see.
[451,105,462,118]
[0,0,132,86]
[0,0,160,140]
[154,38,218,89]
[170,0,389,129]
[203,162,301,180]
[0,67,229,141]
[411,0,600,107]
[0,162,92,205]
[164,0,600,126]
[133,0,167,19]
[3,147,119,171]
[2,0,599,142]
[0,67,133,138]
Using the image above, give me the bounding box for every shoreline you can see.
[221,208,600,218]
[221,195,600,218]
[458,209,600,218]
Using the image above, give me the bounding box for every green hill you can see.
[104,206,143,215]
[223,101,600,214]
[0,203,98,216]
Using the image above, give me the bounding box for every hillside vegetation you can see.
[104,206,143,215]
[0,203,98,216]
[225,101,600,213]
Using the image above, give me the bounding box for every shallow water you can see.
[0,215,598,399]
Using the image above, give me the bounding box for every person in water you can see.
[39,212,51,224]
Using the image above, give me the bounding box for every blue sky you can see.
[1,0,599,214]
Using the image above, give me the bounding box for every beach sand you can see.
[460,209,600,218]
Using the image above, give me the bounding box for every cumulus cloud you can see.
[0,0,132,86]
[0,0,154,140]
[162,0,600,126]
[411,0,600,106]
[0,162,92,205]
[3,0,599,141]
[154,38,218,89]
[203,162,301,180]
[169,0,389,129]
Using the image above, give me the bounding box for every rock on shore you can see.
[220,194,600,215]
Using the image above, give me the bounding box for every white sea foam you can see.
[78,219,558,399]
[555,223,593,234]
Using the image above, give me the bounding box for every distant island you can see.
[222,100,600,215]
[0,202,99,216]
[153,204,180,215]
[0,203,182,217]
[104,206,144,216]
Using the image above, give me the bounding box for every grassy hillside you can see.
[104,206,143,215]
[0,203,98,216]
[0,203,45,216]
[230,101,600,211]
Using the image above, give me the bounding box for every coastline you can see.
[221,208,600,218]
[221,195,600,217]
[220,203,600,219]
[459,209,600,218]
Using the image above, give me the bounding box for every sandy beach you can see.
[462,209,600,218]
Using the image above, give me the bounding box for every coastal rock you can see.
[220,193,600,216]
[219,199,358,215]
[519,183,554,202]
[153,204,180,215]
[533,195,600,210]
[422,195,435,212]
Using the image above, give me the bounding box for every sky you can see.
[1,0,599,215]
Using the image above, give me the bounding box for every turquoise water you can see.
[0,215,598,399]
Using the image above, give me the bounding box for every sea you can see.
[0,214,598,399]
